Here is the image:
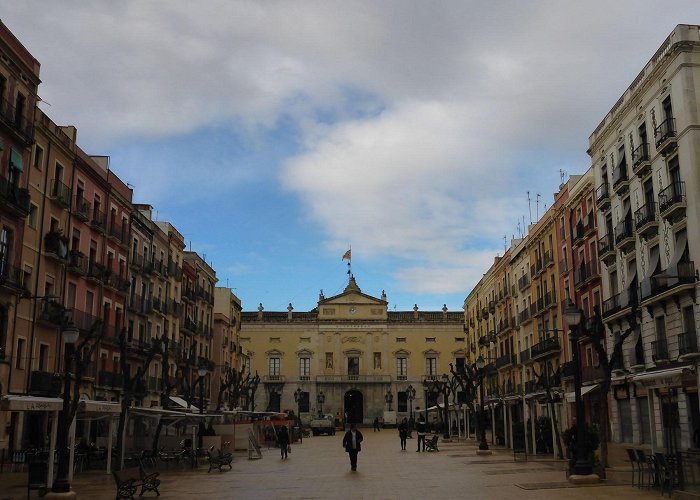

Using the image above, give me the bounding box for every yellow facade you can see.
[240,277,464,424]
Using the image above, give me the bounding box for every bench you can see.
[113,467,161,499]
[425,435,439,452]
[206,449,233,473]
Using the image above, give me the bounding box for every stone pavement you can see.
[0,431,664,499]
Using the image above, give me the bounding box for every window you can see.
[397,392,408,412]
[299,357,310,379]
[38,344,49,371]
[34,145,43,170]
[373,352,381,369]
[396,337,406,343]
[455,337,465,343]
[22,265,32,293]
[347,356,359,375]
[297,391,310,413]
[28,204,38,228]
[15,337,25,369]
[44,274,54,299]
[425,337,436,343]
[268,357,280,376]
[426,357,437,376]
[397,358,407,379]
[455,357,466,371]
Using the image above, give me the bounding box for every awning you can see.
[632,366,695,386]
[169,395,199,412]
[78,400,121,418]
[0,395,63,411]
[565,384,599,403]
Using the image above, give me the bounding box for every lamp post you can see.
[564,302,593,476]
[198,366,208,415]
[475,355,489,452]
[51,321,79,495]
[316,390,325,418]
[385,389,393,411]
[440,373,451,439]
[294,387,303,417]
[407,384,416,436]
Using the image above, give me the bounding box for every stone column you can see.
[530,401,537,454]
[678,390,690,451]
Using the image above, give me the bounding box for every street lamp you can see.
[198,365,208,415]
[385,389,393,411]
[316,390,325,418]
[440,373,451,439]
[406,385,416,436]
[294,387,303,416]
[475,355,489,452]
[564,302,593,476]
[51,321,79,494]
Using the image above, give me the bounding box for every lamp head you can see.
[198,367,207,377]
[441,373,449,383]
[564,302,583,327]
[476,355,485,370]
[62,322,80,345]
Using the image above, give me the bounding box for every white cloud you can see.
[1,0,696,296]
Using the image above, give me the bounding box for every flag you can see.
[342,249,351,260]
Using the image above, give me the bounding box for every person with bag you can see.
[416,415,427,452]
[278,425,290,460]
[398,418,408,451]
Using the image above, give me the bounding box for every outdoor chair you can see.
[626,448,641,487]
[655,452,679,497]
[206,447,233,473]
[425,435,439,452]
[636,449,655,488]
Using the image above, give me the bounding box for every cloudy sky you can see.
[2,2,698,312]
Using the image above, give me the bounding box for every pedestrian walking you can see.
[398,418,408,450]
[416,415,427,452]
[278,425,290,460]
[373,416,380,432]
[342,423,364,471]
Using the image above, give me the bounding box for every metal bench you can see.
[113,467,161,499]
[425,435,439,452]
[206,448,233,473]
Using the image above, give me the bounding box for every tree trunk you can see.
[114,396,132,471]
[152,420,165,453]
[598,379,611,478]
[546,389,564,459]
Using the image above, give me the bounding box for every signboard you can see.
[0,396,63,412]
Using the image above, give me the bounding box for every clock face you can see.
[349,307,357,314]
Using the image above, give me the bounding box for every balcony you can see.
[648,260,696,299]
[678,331,699,358]
[560,361,576,379]
[91,208,107,233]
[66,250,88,276]
[71,308,102,334]
[74,195,90,221]
[634,202,659,239]
[614,218,635,253]
[612,163,630,195]
[28,371,61,397]
[44,231,69,261]
[654,118,676,155]
[518,274,530,292]
[520,348,531,364]
[572,221,584,246]
[559,259,569,276]
[543,250,554,268]
[599,233,616,265]
[0,174,30,217]
[108,221,128,247]
[168,260,183,281]
[495,354,516,370]
[530,337,560,360]
[632,142,652,178]
[544,291,555,310]
[50,179,72,209]
[518,307,531,325]
[130,253,144,271]
[316,374,391,383]
[488,300,496,314]
[0,262,25,293]
[651,338,669,363]
[0,96,34,145]
[38,299,65,326]
[658,181,686,222]
[97,371,124,389]
[481,307,489,319]
[87,261,107,284]
[574,260,599,288]
[596,182,611,211]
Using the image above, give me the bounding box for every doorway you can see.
[344,390,363,424]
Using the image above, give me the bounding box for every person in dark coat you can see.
[278,425,290,459]
[373,416,380,432]
[342,423,364,471]
[398,418,408,450]
[416,415,427,452]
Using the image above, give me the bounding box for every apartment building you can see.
[0,20,40,451]
[590,24,700,453]
[241,276,464,424]
[212,287,242,409]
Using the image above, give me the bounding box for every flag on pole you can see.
[342,249,351,260]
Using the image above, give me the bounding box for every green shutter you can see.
[10,148,23,172]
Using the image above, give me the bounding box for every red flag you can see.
[342,249,351,260]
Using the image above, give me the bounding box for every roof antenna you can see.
[536,193,541,221]
[527,191,532,225]
[503,235,507,253]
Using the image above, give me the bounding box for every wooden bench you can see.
[113,467,161,499]
[206,449,233,473]
[425,435,439,452]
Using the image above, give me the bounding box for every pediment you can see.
[321,292,385,306]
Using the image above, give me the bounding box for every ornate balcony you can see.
[612,164,629,195]
[599,233,616,265]
[654,118,676,155]
[74,195,90,221]
[632,143,652,178]
[614,218,635,253]
[634,202,658,239]
[44,231,69,261]
[315,374,391,383]
[0,96,34,146]
[530,337,560,360]
[0,262,26,293]
[596,182,610,211]
[678,331,699,358]
[0,174,30,217]
[659,181,686,222]
[518,274,530,291]
[651,338,669,363]
[91,208,107,233]
[66,250,88,276]
[50,179,71,209]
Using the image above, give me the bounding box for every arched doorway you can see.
[344,390,363,424]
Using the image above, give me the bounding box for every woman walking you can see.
[398,418,408,451]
